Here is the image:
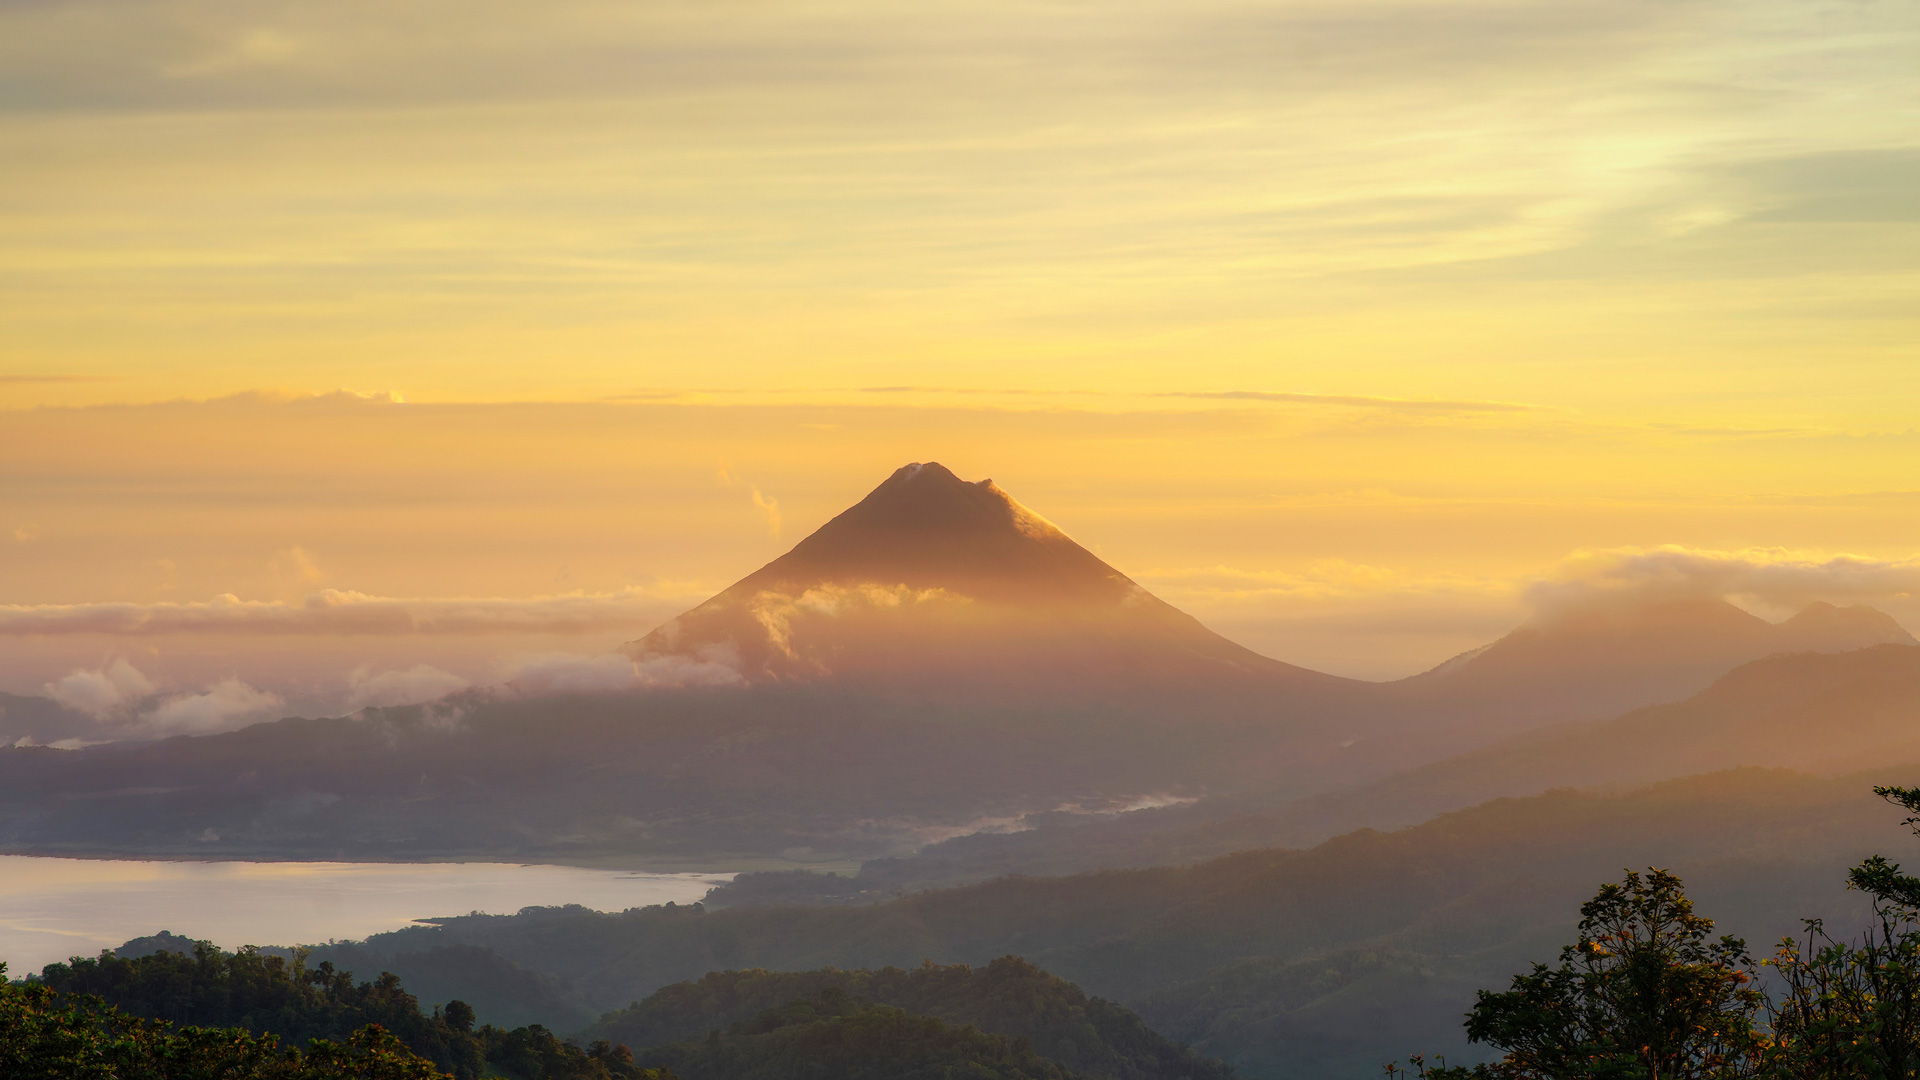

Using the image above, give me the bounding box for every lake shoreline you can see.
[0,855,740,975]
[0,846,859,876]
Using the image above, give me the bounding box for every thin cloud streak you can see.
[0,588,695,636]
[1157,391,1541,413]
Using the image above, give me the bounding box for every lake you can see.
[0,855,732,976]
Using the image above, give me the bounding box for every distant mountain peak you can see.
[625,463,1339,690]
[737,461,1124,605]
[802,460,1065,544]
[1776,600,1916,649]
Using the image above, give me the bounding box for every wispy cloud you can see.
[0,587,696,636]
[1156,391,1540,413]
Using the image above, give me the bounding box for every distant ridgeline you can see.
[5,462,1913,868]
[282,765,1920,1080]
[14,942,1228,1080]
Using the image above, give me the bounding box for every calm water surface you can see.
[0,855,732,976]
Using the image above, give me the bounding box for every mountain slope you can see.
[1393,596,1913,731]
[584,957,1233,1080]
[627,462,1348,696]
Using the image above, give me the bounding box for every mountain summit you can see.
[626,462,1343,693]
[716,462,1134,605]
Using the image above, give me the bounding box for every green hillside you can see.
[584,956,1232,1080]
[636,990,1089,1080]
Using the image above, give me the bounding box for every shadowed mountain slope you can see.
[696,641,1920,897]
[306,765,1913,1079]
[583,957,1233,1080]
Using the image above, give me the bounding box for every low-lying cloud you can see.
[0,587,691,636]
[346,664,471,710]
[43,659,281,735]
[505,646,746,695]
[1530,546,1920,614]
[143,680,283,735]
[44,658,156,719]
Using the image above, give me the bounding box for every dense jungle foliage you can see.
[1,960,448,1080]
[28,946,661,1080]
[1392,784,1920,1079]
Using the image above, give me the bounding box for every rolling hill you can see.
[303,764,1917,1079]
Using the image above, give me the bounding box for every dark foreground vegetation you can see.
[2,960,450,1080]
[24,947,661,1080]
[1392,784,1920,1078]
[9,943,1227,1080]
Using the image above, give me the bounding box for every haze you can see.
[4,0,1920,710]
[5,6,1920,1077]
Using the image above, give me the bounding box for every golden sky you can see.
[2,0,1918,715]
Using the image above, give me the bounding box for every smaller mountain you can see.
[590,957,1233,1080]
[1406,641,1920,800]
[1394,595,1914,732]
[1775,600,1916,653]
[1234,641,1920,850]
[638,992,1088,1080]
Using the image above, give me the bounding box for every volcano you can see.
[625,462,1350,698]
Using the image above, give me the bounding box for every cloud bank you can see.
[44,659,156,719]
[44,660,281,735]
[1529,546,1920,615]
[0,587,687,636]
[143,680,284,735]
[505,647,745,695]
[346,664,471,710]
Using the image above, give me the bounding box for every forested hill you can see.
[635,991,1093,1080]
[21,944,1215,1080]
[30,944,650,1080]
[583,957,1232,1080]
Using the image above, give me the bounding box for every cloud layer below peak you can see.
[0,588,687,637]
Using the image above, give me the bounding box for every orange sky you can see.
[2,0,1918,717]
